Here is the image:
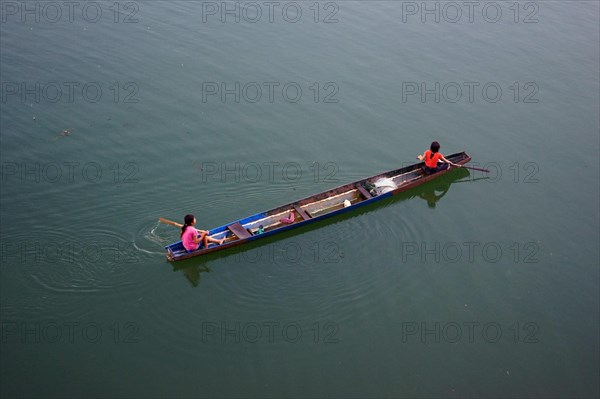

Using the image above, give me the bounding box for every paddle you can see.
[159,217,183,228]
[159,218,210,235]
[424,163,491,173]
[417,156,490,173]
[458,165,490,173]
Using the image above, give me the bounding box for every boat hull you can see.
[165,152,471,261]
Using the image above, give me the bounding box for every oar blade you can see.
[159,217,183,228]
[463,166,490,173]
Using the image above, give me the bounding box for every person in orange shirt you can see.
[417,141,460,175]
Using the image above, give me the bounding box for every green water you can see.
[1,1,598,397]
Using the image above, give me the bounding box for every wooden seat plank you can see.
[293,205,311,220]
[356,184,373,199]
[227,222,252,240]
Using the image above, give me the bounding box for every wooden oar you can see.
[159,218,183,228]
[459,165,490,173]
[417,157,491,173]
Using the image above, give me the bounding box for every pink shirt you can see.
[182,226,200,251]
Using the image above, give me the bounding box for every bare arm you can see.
[440,155,460,167]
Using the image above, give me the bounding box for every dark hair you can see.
[429,141,440,160]
[181,214,195,237]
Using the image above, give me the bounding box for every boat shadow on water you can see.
[172,167,475,287]
[395,165,473,207]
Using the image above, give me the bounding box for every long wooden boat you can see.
[165,151,471,261]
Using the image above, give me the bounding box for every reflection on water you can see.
[419,182,451,208]
[179,265,211,287]
[416,167,471,208]
[171,168,475,286]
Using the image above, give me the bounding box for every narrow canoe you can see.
[165,151,472,261]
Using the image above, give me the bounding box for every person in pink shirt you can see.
[181,214,224,251]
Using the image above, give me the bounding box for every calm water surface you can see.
[1,1,598,397]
